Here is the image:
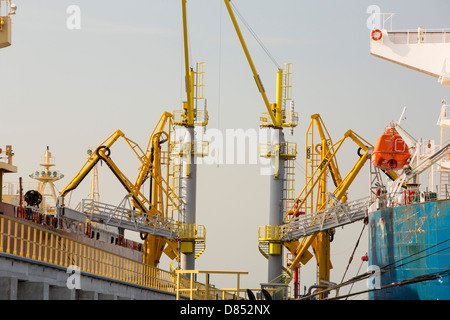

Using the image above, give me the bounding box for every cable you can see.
[328,269,450,300]
[345,258,366,300]
[216,0,223,168]
[301,239,450,300]
[229,1,281,69]
[336,223,366,296]
[388,245,450,272]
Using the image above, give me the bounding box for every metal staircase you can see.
[258,240,292,283]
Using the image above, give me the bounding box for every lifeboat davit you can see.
[371,127,411,171]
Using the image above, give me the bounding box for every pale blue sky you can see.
[1,0,449,297]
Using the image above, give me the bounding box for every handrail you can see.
[0,214,219,299]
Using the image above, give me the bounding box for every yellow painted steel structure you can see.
[175,270,248,300]
[280,114,373,299]
[223,0,298,285]
[58,113,190,267]
[59,1,208,272]
[174,1,209,128]
[169,0,209,272]
[223,0,297,130]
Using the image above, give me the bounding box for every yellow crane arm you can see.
[94,145,154,214]
[135,111,173,190]
[223,0,280,127]
[311,114,343,190]
[58,129,125,205]
[181,0,195,126]
[286,130,372,270]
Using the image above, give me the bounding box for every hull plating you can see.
[368,200,450,300]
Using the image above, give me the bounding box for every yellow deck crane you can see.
[281,114,373,298]
[223,0,297,130]
[223,0,298,287]
[58,112,192,267]
[223,1,381,297]
[168,0,209,272]
[59,1,208,271]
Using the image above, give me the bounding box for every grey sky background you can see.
[1,0,449,298]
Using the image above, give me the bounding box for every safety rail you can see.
[258,225,283,241]
[172,110,209,127]
[259,142,297,159]
[372,189,440,208]
[387,29,450,45]
[260,111,298,127]
[0,214,176,292]
[178,223,206,241]
[0,214,233,300]
[175,270,247,300]
[170,140,209,157]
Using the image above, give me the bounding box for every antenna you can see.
[398,106,407,125]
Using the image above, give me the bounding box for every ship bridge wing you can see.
[370,27,450,86]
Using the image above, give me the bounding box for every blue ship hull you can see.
[368,199,450,300]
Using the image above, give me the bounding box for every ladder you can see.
[168,156,183,219]
[283,158,296,216]
[305,130,320,215]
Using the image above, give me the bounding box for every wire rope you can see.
[300,238,450,300]
[336,223,366,296]
[216,0,223,168]
[229,0,281,69]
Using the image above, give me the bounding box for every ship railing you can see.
[372,189,440,209]
[386,28,450,45]
[0,214,177,294]
[0,214,237,300]
[369,13,395,32]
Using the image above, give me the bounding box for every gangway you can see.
[282,196,370,242]
[79,199,178,239]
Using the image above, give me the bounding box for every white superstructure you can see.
[370,14,450,86]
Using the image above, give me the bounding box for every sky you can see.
[1,0,449,299]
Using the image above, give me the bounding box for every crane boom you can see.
[58,130,125,205]
[181,0,195,126]
[223,0,280,127]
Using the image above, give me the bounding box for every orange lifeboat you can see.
[371,127,411,171]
